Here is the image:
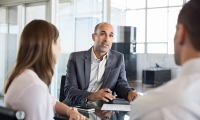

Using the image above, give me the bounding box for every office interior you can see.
[0,0,189,106]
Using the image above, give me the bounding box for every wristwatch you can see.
[67,107,78,116]
[129,88,135,92]
[71,107,77,111]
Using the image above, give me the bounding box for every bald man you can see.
[63,22,139,106]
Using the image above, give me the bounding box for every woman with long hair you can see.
[4,20,88,120]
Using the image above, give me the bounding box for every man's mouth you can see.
[102,43,109,47]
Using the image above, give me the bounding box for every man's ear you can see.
[177,24,186,45]
[92,33,95,41]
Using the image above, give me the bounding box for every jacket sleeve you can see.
[64,53,91,106]
[114,54,132,100]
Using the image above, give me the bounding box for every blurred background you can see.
[0,0,189,105]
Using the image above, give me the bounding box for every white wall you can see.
[136,54,180,80]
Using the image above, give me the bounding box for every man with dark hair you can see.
[63,22,139,106]
[130,0,200,119]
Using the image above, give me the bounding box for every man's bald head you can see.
[92,22,114,55]
[94,22,113,33]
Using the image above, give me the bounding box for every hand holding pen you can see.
[127,90,140,104]
[87,88,115,102]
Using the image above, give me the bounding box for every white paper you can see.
[101,104,131,111]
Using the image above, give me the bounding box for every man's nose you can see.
[104,34,110,40]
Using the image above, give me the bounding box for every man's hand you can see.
[127,90,140,104]
[87,88,115,102]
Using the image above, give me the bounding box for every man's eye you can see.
[110,35,113,37]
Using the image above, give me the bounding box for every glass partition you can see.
[110,0,182,82]
[0,7,8,93]
[55,0,103,98]
[0,6,22,93]
[26,5,46,24]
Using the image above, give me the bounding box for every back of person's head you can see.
[4,20,59,93]
[178,0,200,51]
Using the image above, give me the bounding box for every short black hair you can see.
[178,0,200,51]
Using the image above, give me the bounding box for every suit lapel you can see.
[84,48,92,88]
[101,51,113,88]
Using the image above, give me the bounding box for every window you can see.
[169,0,184,6]
[127,0,145,9]
[0,2,48,94]
[147,0,168,8]
[0,7,8,92]
[147,43,167,53]
[136,44,145,53]
[147,8,168,43]
[111,0,184,54]
[0,6,22,92]
[126,10,145,43]
[26,4,46,24]
[55,0,103,98]
[168,7,181,54]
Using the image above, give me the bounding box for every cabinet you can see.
[142,69,171,85]
[111,26,137,81]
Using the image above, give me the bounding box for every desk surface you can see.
[54,104,130,120]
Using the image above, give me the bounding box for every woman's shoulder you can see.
[5,69,48,100]
[5,69,50,108]
[16,69,47,88]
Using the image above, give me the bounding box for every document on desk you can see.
[101,104,131,111]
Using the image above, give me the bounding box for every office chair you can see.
[0,106,25,120]
[59,75,66,102]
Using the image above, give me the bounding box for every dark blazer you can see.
[63,47,132,106]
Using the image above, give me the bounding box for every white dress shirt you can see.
[87,47,108,92]
[131,58,200,120]
[5,69,58,120]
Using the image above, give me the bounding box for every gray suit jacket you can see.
[63,47,133,106]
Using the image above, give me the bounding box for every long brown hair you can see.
[4,20,59,93]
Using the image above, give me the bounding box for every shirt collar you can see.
[91,47,108,62]
[180,58,200,76]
